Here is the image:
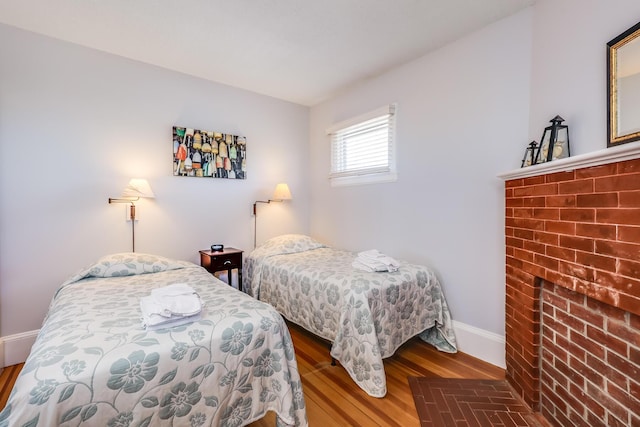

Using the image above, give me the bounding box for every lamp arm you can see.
[252,196,288,248]
[108,197,139,252]
[252,200,272,215]
[253,199,278,248]
[108,197,139,204]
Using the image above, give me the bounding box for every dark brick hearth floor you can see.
[408,377,544,427]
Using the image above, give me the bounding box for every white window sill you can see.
[330,172,398,187]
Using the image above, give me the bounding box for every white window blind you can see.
[327,104,397,186]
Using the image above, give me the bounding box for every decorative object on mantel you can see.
[535,115,570,164]
[498,139,640,181]
[607,20,640,147]
[173,126,246,179]
[520,140,538,168]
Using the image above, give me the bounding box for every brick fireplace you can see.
[502,147,640,426]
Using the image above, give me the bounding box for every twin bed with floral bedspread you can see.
[245,234,458,398]
[0,253,307,427]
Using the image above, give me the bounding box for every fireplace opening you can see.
[540,280,640,426]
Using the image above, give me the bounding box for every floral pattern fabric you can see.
[0,255,307,427]
[245,236,457,398]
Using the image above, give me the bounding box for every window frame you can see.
[326,104,397,187]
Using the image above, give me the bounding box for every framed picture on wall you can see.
[172,126,246,179]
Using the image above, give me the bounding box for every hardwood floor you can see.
[0,322,504,426]
[250,323,504,426]
[0,365,22,412]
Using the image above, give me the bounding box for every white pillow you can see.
[63,253,193,285]
[258,234,326,253]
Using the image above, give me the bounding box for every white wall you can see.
[309,9,533,342]
[529,0,640,153]
[309,0,640,362]
[0,24,310,338]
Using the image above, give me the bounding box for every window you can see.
[327,104,397,186]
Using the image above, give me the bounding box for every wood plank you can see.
[0,364,22,409]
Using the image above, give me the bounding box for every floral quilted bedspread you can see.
[245,235,458,398]
[0,253,307,427]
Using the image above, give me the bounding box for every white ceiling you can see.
[0,0,534,106]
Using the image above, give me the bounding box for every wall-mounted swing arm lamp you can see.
[108,178,155,252]
[253,183,292,248]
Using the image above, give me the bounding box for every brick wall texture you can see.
[541,281,640,427]
[504,158,640,416]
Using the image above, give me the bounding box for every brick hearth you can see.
[504,157,640,425]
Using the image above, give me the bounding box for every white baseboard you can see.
[1,330,39,367]
[452,320,505,369]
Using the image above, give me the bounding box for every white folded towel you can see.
[352,249,400,272]
[151,283,202,317]
[140,283,203,330]
[352,259,388,272]
[140,306,202,331]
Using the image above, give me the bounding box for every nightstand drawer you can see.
[199,248,244,290]
[206,254,241,271]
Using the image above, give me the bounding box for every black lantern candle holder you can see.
[521,140,538,168]
[535,115,570,164]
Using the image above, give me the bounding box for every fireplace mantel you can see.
[498,140,640,180]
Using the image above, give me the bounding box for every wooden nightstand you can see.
[199,248,243,290]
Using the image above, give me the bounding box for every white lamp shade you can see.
[272,183,292,201]
[121,178,155,198]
